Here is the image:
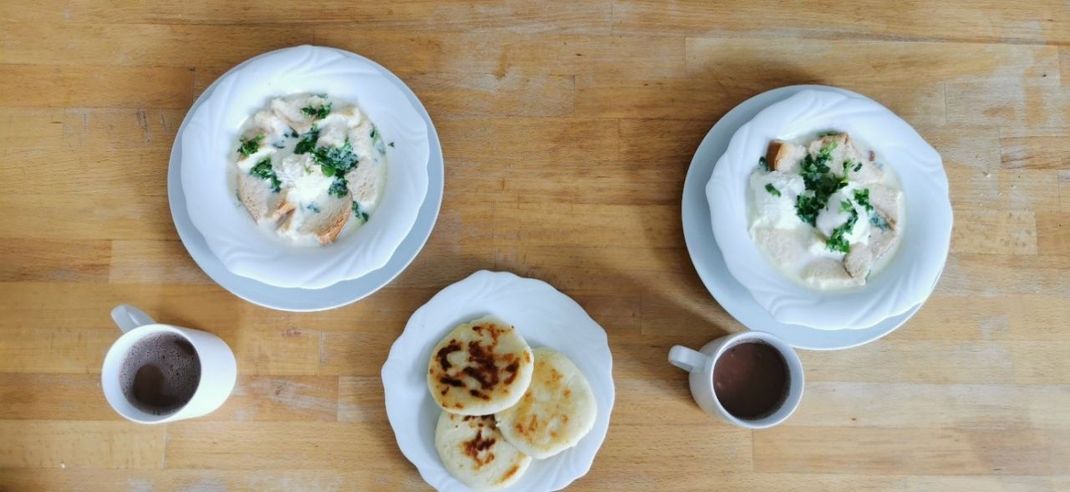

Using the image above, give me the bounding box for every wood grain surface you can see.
[1,1,1068,490]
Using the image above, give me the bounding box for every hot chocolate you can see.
[118,333,201,415]
[712,341,789,419]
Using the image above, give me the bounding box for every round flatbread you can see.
[428,317,534,415]
[495,348,597,459]
[435,412,532,491]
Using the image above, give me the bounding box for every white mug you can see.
[102,304,237,424]
[668,331,804,429]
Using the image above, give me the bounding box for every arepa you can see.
[495,348,597,459]
[434,412,531,491]
[427,317,534,415]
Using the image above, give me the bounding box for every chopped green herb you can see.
[817,130,843,138]
[286,128,299,138]
[238,134,264,157]
[765,183,781,197]
[794,146,848,226]
[826,207,859,254]
[249,158,281,192]
[312,140,359,177]
[352,202,369,222]
[820,141,838,156]
[795,192,821,226]
[853,161,863,173]
[294,127,320,155]
[388,141,395,148]
[870,213,891,231]
[328,177,348,198]
[840,199,854,212]
[370,126,387,155]
[758,156,769,171]
[853,189,873,212]
[301,102,332,120]
[852,188,892,230]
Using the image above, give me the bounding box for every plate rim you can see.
[166,45,444,312]
[681,84,926,350]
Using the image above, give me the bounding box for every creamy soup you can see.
[747,133,903,290]
[232,93,388,246]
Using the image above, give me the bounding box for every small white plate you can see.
[707,88,951,331]
[167,49,443,312]
[382,270,614,492]
[682,85,924,350]
[181,45,431,289]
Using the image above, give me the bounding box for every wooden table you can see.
[1,1,1068,490]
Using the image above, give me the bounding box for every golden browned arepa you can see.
[428,317,534,415]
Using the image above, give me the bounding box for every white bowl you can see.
[180,45,430,289]
[706,88,952,331]
[167,45,445,312]
[382,270,615,492]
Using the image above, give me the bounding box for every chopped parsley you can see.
[870,213,891,231]
[371,126,387,155]
[249,158,281,192]
[294,127,320,155]
[352,202,369,222]
[853,188,891,230]
[853,161,863,172]
[301,102,332,120]
[853,189,873,212]
[794,194,820,226]
[238,134,264,157]
[793,142,847,226]
[313,140,359,177]
[827,205,858,254]
[328,177,348,198]
[388,141,395,148]
[765,183,781,197]
[315,140,360,199]
[758,156,769,171]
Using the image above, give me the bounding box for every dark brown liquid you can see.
[713,342,789,419]
[119,333,201,415]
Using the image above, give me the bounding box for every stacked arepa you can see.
[427,317,597,490]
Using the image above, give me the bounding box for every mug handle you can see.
[111,304,156,333]
[668,345,708,373]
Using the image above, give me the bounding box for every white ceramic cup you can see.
[668,331,804,429]
[102,304,238,424]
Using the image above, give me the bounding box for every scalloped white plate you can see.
[683,85,927,350]
[180,45,430,289]
[382,271,614,492]
[167,47,443,312]
[707,88,952,331]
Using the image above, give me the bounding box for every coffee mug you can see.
[668,331,804,429]
[102,304,237,424]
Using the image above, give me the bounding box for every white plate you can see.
[707,88,952,331]
[683,85,925,350]
[382,271,614,492]
[167,49,444,312]
[180,45,431,289]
